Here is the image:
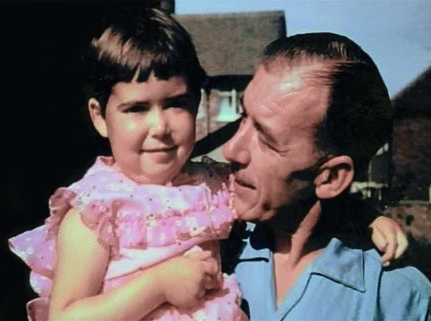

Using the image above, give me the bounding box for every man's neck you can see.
[272,201,324,306]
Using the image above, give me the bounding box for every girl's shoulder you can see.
[186,156,231,176]
[67,156,128,193]
[49,156,234,252]
[176,156,231,191]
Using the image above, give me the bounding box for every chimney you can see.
[160,0,175,14]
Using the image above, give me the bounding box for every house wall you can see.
[392,118,431,200]
[196,89,242,141]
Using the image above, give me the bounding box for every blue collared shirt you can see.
[234,224,431,321]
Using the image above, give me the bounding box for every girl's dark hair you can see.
[84,6,206,116]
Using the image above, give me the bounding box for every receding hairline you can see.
[257,56,348,155]
[260,55,350,93]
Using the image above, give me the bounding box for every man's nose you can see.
[148,108,170,137]
[222,122,250,165]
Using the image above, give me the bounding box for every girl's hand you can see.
[370,216,408,266]
[158,250,221,309]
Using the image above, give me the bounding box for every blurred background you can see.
[1,1,430,319]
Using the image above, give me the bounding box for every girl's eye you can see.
[170,104,189,110]
[126,105,147,113]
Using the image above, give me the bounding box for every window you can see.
[216,89,241,122]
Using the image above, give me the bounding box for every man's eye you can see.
[259,135,278,151]
[240,112,247,123]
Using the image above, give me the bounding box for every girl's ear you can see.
[314,155,354,199]
[88,98,108,138]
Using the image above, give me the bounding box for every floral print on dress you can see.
[9,156,247,321]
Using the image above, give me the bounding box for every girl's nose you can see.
[148,109,170,137]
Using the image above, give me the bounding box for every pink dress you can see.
[9,157,247,321]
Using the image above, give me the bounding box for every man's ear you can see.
[88,98,108,138]
[314,155,354,199]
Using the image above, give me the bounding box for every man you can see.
[222,33,431,320]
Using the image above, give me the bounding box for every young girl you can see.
[9,7,406,321]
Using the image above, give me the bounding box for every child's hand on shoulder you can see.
[157,250,222,309]
[370,216,408,266]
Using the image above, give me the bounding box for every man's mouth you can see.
[234,176,256,190]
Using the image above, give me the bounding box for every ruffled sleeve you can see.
[8,187,80,298]
[45,188,78,237]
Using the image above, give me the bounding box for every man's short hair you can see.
[84,6,206,116]
[261,33,392,179]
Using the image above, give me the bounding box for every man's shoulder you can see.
[325,239,431,319]
[357,242,431,291]
[361,245,431,294]
[379,264,431,320]
[361,246,431,319]
[379,262,431,297]
[322,239,431,297]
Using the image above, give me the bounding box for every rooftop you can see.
[392,65,431,119]
[175,11,286,76]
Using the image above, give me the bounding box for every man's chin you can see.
[233,202,257,222]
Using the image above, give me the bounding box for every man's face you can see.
[223,64,329,223]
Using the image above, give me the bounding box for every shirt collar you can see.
[310,238,366,292]
[239,223,367,292]
[238,222,272,261]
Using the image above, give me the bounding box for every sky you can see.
[176,0,431,98]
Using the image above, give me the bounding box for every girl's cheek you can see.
[124,121,138,132]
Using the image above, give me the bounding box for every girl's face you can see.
[90,74,198,185]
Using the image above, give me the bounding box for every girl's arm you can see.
[49,209,219,321]
[342,195,408,265]
[369,216,408,266]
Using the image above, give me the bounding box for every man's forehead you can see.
[242,63,330,141]
[248,65,303,95]
[245,63,329,109]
